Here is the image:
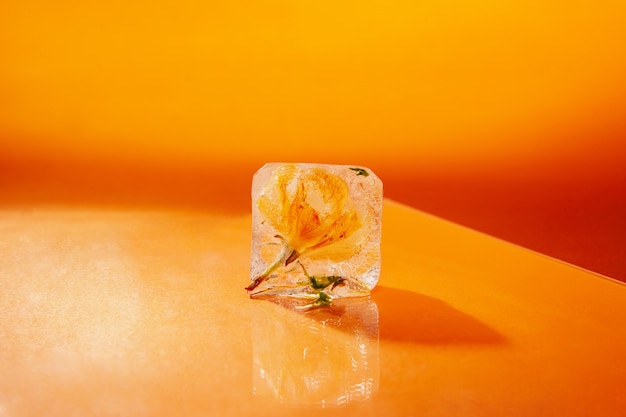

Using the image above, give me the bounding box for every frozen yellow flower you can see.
[246,164,361,291]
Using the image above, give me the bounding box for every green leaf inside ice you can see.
[349,167,369,177]
[309,275,343,290]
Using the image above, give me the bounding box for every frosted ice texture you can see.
[248,163,382,300]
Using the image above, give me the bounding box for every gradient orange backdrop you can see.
[1,1,626,278]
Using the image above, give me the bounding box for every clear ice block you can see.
[247,163,382,304]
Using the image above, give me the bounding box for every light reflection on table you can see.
[251,297,379,408]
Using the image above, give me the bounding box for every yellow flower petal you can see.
[257,165,361,256]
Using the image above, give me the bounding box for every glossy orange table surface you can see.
[1,200,625,416]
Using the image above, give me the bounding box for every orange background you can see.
[1,0,626,279]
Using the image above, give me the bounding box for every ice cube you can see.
[247,163,382,303]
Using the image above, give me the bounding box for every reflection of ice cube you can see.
[249,163,383,299]
[251,297,379,408]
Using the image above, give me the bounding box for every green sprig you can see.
[349,167,369,177]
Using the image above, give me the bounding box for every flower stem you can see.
[245,240,294,292]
